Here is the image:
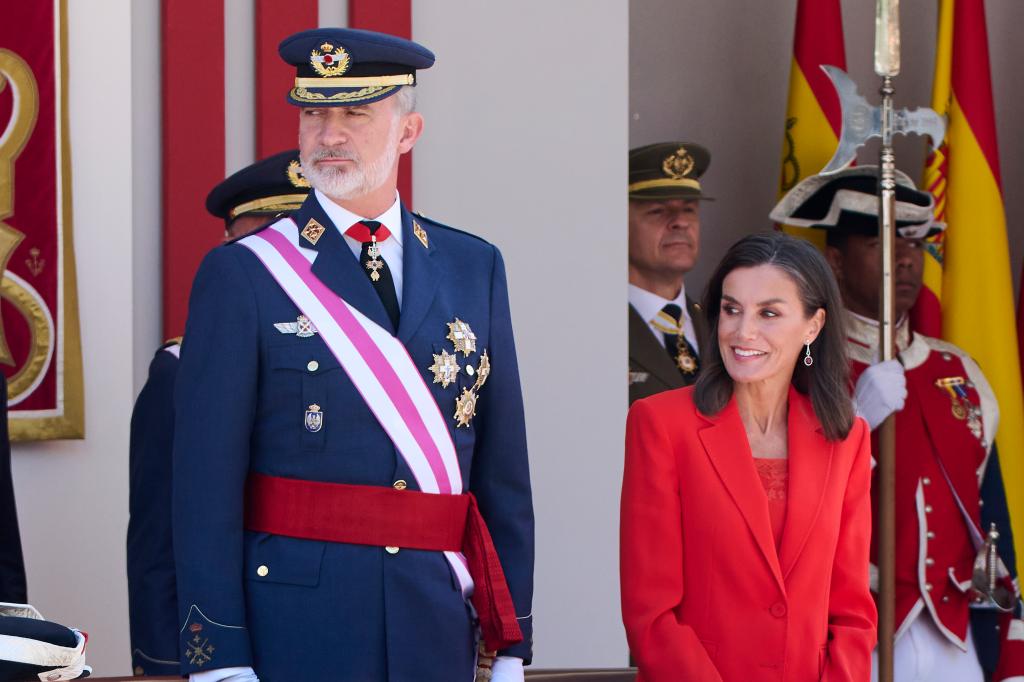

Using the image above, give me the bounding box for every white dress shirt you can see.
[315,189,405,308]
[628,282,700,354]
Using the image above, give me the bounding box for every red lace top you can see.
[754,458,788,550]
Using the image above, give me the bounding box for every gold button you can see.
[257,565,269,577]
[922,477,931,485]
[393,480,407,491]
[925,505,933,513]
[385,546,400,554]
[307,360,319,372]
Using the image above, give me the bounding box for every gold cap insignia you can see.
[310,43,351,77]
[413,220,429,248]
[301,218,326,245]
[287,160,311,188]
[662,146,695,179]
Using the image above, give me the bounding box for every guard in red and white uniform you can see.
[771,166,1024,682]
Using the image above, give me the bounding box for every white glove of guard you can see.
[490,656,525,682]
[190,667,259,682]
[853,358,907,430]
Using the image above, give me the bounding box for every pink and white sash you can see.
[239,218,474,595]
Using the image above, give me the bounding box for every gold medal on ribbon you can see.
[454,388,478,428]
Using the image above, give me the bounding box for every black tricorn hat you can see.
[770,166,944,239]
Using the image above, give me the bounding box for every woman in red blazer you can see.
[621,233,876,681]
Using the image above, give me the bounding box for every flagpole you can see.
[875,2,900,680]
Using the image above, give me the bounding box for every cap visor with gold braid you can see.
[279,27,435,107]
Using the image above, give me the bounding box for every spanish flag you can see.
[921,0,1024,577]
[778,0,846,248]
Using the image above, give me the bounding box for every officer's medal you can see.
[365,235,384,282]
[935,376,983,443]
[675,335,698,374]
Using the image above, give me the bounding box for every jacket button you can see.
[925,505,933,513]
[942,596,950,603]
[925,583,933,592]
[385,546,400,554]
[393,480,407,490]
[925,557,935,566]
[979,499,985,507]
[923,477,931,486]
[307,360,319,372]
[926,531,936,539]
[769,602,787,618]
[257,565,269,577]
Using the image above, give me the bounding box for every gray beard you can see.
[301,120,400,200]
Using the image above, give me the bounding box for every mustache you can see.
[307,147,359,162]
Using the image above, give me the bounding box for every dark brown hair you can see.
[694,231,854,441]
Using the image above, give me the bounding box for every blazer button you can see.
[922,477,931,486]
[257,565,269,577]
[307,360,319,372]
[925,557,935,566]
[769,602,787,618]
[385,546,400,554]
[393,480,408,491]
[925,505,933,513]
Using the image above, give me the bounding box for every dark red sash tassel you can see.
[463,493,523,652]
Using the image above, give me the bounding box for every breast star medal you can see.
[447,318,477,356]
[429,349,461,388]
[454,388,478,428]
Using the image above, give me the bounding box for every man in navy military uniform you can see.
[0,374,27,605]
[627,142,710,405]
[126,150,310,676]
[173,28,533,682]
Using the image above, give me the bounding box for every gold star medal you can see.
[429,349,461,388]
[447,318,477,356]
[454,388,478,428]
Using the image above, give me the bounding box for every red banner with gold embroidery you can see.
[0,0,83,440]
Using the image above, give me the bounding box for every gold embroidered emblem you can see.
[447,318,477,356]
[287,159,311,188]
[310,42,351,77]
[185,633,215,667]
[662,146,695,179]
[301,218,326,245]
[454,388,478,428]
[413,220,429,248]
[25,247,44,276]
[429,349,461,388]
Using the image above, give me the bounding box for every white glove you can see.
[490,656,525,682]
[853,359,907,430]
[190,667,259,682]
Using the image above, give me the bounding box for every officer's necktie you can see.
[345,220,400,330]
[651,303,699,376]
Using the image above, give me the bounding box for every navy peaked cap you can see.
[279,28,434,107]
[205,149,311,223]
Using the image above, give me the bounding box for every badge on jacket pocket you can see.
[304,404,324,432]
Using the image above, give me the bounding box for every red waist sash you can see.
[244,472,523,652]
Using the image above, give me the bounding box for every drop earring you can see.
[803,340,813,367]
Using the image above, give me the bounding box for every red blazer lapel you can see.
[698,397,785,593]
[779,387,834,580]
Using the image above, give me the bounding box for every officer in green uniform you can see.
[628,142,711,404]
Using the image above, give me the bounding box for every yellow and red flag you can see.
[778,0,846,248]
[918,0,1024,575]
